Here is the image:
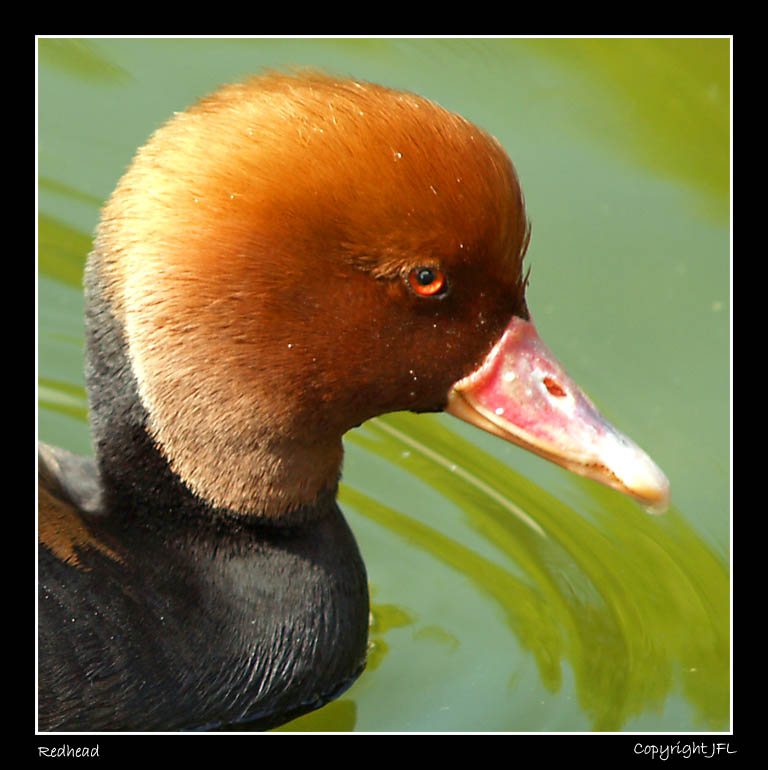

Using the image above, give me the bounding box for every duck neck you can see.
[83,262,340,528]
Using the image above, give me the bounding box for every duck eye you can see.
[408,267,448,297]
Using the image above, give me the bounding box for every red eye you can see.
[408,267,447,297]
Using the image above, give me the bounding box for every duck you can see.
[37,70,669,732]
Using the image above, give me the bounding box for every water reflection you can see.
[338,412,729,731]
[520,38,729,218]
[37,36,730,733]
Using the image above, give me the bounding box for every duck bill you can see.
[446,316,670,513]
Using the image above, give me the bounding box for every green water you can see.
[37,37,730,733]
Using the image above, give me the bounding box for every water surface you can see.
[37,37,730,733]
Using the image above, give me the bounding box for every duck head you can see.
[88,71,668,521]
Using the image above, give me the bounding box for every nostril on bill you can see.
[543,377,567,398]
